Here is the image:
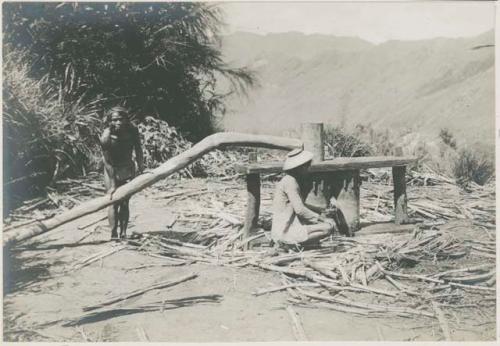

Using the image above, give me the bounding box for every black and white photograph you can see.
[2,1,497,342]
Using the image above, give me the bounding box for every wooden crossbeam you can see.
[235,156,417,174]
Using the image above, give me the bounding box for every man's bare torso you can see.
[100,126,139,167]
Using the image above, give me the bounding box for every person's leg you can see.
[118,202,124,238]
[303,221,335,243]
[119,198,130,239]
[104,168,120,239]
[118,170,134,239]
[274,221,330,251]
[109,204,120,239]
[110,178,127,239]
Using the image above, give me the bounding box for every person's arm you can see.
[283,177,321,224]
[100,131,116,192]
[305,202,324,214]
[306,195,340,214]
[133,127,144,174]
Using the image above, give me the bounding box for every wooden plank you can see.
[235,156,417,174]
[313,157,416,172]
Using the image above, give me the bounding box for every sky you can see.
[221,1,495,44]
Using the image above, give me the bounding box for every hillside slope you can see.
[222,31,495,148]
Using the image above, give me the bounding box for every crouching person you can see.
[271,148,336,248]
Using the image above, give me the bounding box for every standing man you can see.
[271,148,337,248]
[100,106,144,240]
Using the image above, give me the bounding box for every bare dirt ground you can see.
[3,177,497,342]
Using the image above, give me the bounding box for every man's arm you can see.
[284,177,321,224]
[100,131,116,192]
[133,127,144,173]
[305,202,324,214]
[305,196,339,214]
[301,179,325,213]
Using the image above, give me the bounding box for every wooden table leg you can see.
[305,174,328,210]
[338,170,360,236]
[327,170,360,236]
[393,166,409,224]
[243,173,260,249]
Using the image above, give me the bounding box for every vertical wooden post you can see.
[301,123,328,210]
[300,123,324,162]
[248,151,258,164]
[243,151,260,249]
[392,148,408,224]
[393,166,408,224]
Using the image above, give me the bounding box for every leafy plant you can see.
[3,2,256,213]
[3,49,103,213]
[439,128,457,149]
[353,124,396,156]
[3,2,255,141]
[324,125,373,158]
[453,147,494,186]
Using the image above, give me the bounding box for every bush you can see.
[138,116,210,178]
[453,147,494,186]
[439,128,457,149]
[352,123,398,156]
[3,49,103,213]
[324,126,373,158]
[3,2,254,142]
[139,117,194,169]
[3,2,255,213]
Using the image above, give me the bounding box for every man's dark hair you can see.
[105,106,129,125]
[109,106,129,117]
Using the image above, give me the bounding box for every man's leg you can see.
[119,198,130,239]
[303,222,335,243]
[109,204,119,239]
[104,169,120,239]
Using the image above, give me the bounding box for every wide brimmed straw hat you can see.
[283,148,314,171]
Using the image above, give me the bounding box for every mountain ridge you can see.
[221,30,494,148]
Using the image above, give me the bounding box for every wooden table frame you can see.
[235,156,417,243]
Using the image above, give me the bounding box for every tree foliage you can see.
[324,126,373,158]
[3,48,103,213]
[453,147,494,187]
[3,2,254,214]
[3,2,254,140]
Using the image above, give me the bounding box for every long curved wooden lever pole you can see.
[3,133,302,247]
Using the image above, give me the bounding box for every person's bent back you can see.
[271,149,335,247]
